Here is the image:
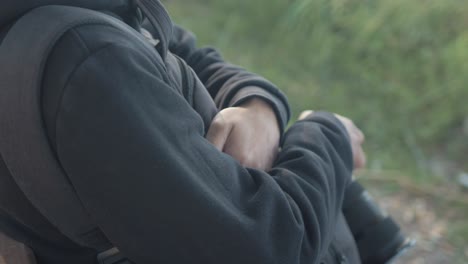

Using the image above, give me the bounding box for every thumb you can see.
[206,112,232,151]
[298,110,315,120]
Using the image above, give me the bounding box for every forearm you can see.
[48,31,353,263]
[58,94,352,264]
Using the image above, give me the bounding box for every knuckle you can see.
[211,117,226,130]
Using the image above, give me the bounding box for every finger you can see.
[222,127,260,169]
[352,125,365,144]
[206,113,231,151]
[222,126,266,170]
[356,130,365,144]
[233,144,276,171]
[299,110,314,120]
[353,145,367,170]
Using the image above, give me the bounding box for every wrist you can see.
[239,97,273,111]
[228,86,290,135]
[240,97,280,126]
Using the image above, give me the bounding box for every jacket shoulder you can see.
[42,22,165,150]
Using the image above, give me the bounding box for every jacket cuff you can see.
[299,111,354,171]
[228,86,290,134]
[301,111,350,141]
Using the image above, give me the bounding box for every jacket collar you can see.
[134,0,172,60]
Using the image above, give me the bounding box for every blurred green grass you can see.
[164,0,467,179]
[164,0,467,257]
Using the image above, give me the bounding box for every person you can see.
[0,0,366,263]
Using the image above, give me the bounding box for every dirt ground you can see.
[368,183,468,264]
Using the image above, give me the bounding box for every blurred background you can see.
[162,0,467,263]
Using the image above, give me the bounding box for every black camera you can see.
[343,180,415,264]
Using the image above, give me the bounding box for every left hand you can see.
[299,110,366,170]
[206,98,281,171]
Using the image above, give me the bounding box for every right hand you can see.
[206,98,280,171]
[299,110,366,170]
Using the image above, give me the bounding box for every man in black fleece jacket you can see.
[0,0,365,263]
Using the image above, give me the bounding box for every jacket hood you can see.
[0,0,130,27]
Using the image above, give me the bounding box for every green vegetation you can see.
[164,0,467,178]
[164,0,467,258]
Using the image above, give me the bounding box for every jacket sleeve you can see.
[53,40,353,264]
[166,24,291,132]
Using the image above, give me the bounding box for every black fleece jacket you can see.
[0,1,353,263]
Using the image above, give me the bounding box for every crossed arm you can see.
[168,24,366,172]
[43,24,364,263]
